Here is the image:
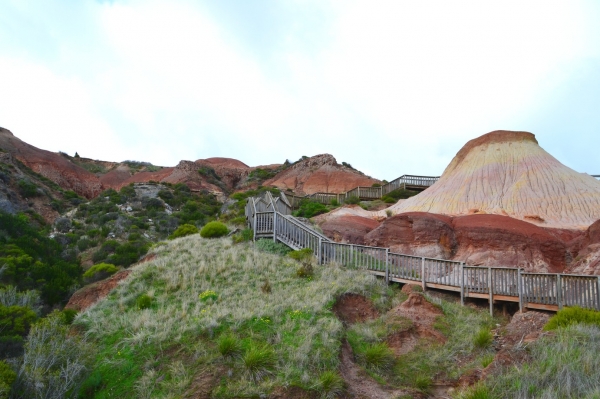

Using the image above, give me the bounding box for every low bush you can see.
[232,228,253,244]
[83,263,119,283]
[200,221,228,238]
[12,311,93,399]
[344,196,360,205]
[62,308,78,325]
[293,200,328,218]
[0,360,16,399]
[168,224,199,240]
[544,306,600,330]
[254,239,291,256]
[289,248,315,278]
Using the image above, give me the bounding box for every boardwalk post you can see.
[253,212,257,242]
[557,274,562,310]
[460,263,465,306]
[597,277,600,311]
[518,269,524,313]
[385,249,389,284]
[421,257,426,291]
[318,237,322,265]
[273,211,277,242]
[488,267,493,317]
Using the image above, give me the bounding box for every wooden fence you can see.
[279,174,440,208]
[245,197,600,315]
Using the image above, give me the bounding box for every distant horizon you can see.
[1,1,600,180]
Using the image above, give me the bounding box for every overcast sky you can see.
[1,0,599,181]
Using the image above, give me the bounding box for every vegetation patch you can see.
[76,236,388,397]
[200,221,228,238]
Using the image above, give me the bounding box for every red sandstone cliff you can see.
[264,154,379,195]
[0,128,103,198]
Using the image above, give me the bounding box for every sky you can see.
[1,0,599,181]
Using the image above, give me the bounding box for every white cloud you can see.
[1,0,599,180]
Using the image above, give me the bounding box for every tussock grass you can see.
[77,235,389,397]
[314,370,344,399]
[482,324,600,398]
[473,327,493,349]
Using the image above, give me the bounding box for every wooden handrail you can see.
[245,198,600,315]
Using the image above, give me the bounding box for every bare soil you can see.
[332,293,380,325]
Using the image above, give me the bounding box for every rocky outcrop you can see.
[264,154,379,195]
[364,212,574,272]
[320,215,380,245]
[565,220,600,274]
[195,157,252,191]
[0,128,102,198]
[365,212,455,259]
[386,131,600,229]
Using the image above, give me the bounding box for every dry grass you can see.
[77,235,389,397]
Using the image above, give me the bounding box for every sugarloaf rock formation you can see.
[385,131,600,230]
[264,154,379,195]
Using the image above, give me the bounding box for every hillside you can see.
[72,235,501,398]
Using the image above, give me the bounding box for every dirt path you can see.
[339,340,410,399]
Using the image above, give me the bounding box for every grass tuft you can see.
[314,370,344,399]
[217,334,242,359]
[362,342,396,371]
[473,327,493,349]
[241,344,277,381]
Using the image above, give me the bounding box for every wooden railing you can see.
[279,174,440,208]
[245,199,600,315]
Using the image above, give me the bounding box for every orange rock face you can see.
[320,215,380,245]
[388,130,600,229]
[264,154,379,195]
[196,157,252,191]
[364,212,576,272]
[0,128,103,198]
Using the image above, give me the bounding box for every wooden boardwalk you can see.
[246,194,600,315]
[281,174,440,208]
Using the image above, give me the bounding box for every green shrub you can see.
[83,263,119,283]
[473,327,493,349]
[293,200,328,218]
[288,248,314,262]
[232,228,253,244]
[254,239,291,256]
[314,370,344,399]
[0,360,16,399]
[344,196,360,205]
[242,345,276,381]
[330,199,340,206]
[544,306,600,330]
[61,309,78,325]
[168,224,199,240]
[200,221,228,238]
[217,334,242,358]
[17,180,41,198]
[289,248,314,278]
[14,311,92,398]
[135,294,152,310]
